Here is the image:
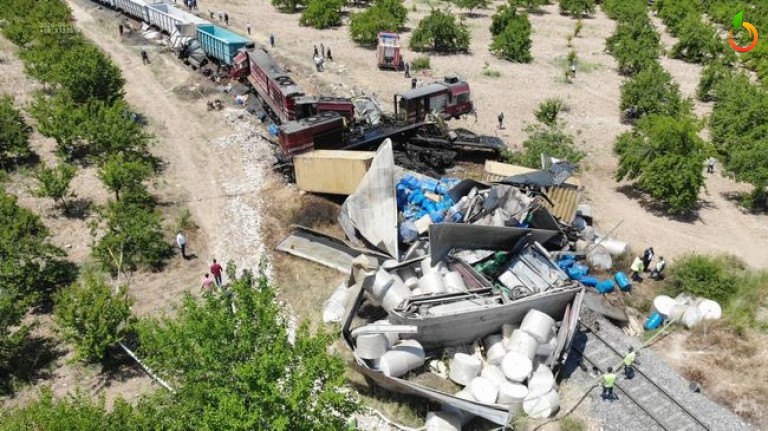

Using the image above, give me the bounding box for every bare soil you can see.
[2,0,767,427]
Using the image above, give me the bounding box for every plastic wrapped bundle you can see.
[520,310,556,343]
[378,340,425,377]
[652,295,676,318]
[443,271,468,293]
[508,329,540,360]
[449,353,482,385]
[527,364,555,398]
[480,365,507,388]
[484,334,506,366]
[497,382,528,414]
[501,351,533,383]
[418,270,447,295]
[356,333,390,360]
[523,389,560,418]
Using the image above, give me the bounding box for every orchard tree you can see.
[671,18,721,64]
[33,162,76,212]
[0,95,33,167]
[559,0,595,18]
[510,0,548,13]
[653,0,698,36]
[50,44,125,105]
[606,19,661,75]
[601,0,646,22]
[620,62,689,120]
[504,124,585,169]
[410,9,471,53]
[697,61,732,102]
[20,32,85,88]
[29,92,87,159]
[490,11,532,63]
[92,200,171,273]
[490,4,519,37]
[98,152,153,201]
[81,100,152,161]
[134,268,359,430]
[300,0,344,29]
[349,0,408,46]
[54,269,133,362]
[614,115,706,214]
[271,0,305,13]
[454,0,490,16]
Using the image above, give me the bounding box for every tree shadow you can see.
[615,184,715,223]
[0,336,66,395]
[31,260,80,315]
[97,344,145,385]
[63,197,93,220]
[720,191,768,214]
[459,11,490,19]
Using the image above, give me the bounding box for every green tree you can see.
[92,200,171,273]
[697,61,732,102]
[50,44,125,105]
[653,0,698,36]
[601,0,646,22]
[0,292,30,390]
[0,95,33,167]
[0,388,127,430]
[606,19,661,75]
[271,0,305,13]
[510,0,548,13]
[33,162,76,212]
[54,268,133,362]
[300,0,345,29]
[29,92,87,159]
[666,254,742,305]
[453,0,490,16]
[620,62,689,119]
[670,18,721,64]
[559,0,595,18]
[490,10,532,63]
[490,4,518,37]
[614,115,706,214]
[98,152,153,201]
[410,9,471,53]
[349,0,408,46]
[20,32,85,87]
[504,124,585,168]
[134,268,359,430]
[535,98,565,127]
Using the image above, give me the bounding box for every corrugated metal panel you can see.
[294,151,375,195]
[482,160,536,182]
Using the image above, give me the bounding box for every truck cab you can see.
[377,32,403,70]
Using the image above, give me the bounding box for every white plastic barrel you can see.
[374,319,400,345]
[535,335,558,358]
[356,333,390,360]
[369,268,395,302]
[523,389,560,418]
[449,353,482,385]
[442,402,474,427]
[596,237,630,257]
[668,303,687,322]
[484,334,506,366]
[421,259,446,276]
[520,309,556,344]
[652,295,676,318]
[322,299,346,323]
[425,411,461,431]
[497,381,528,414]
[480,365,507,388]
[469,376,499,404]
[418,269,447,295]
[527,365,555,398]
[682,305,703,329]
[501,351,533,383]
[697,299,722,320]
[399,266,420,290]
[502,323,517,348]
[443,270,468,293]
[328,284,350,305]
[378,340,425,377]
[381,281,412,312]
[508,329,539,361]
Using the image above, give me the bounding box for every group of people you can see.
[175,231,226,292]
[601,347,639,400]
[629,246,666,281]
[312,44,332,72]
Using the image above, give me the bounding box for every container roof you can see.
[197,24,252,43]
[398,83,446,99]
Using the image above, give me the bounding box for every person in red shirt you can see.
[210,259,223,288]
[201,273,214,292]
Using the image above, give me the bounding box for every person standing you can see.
[623,347,638,378]
[224,12,229,26]
[650,256,666,280]
[320,43,325,59]
[246,22,251,35]
[497,112,504,130]
[570,63,577,79]
[201,273,214,292]
[630,256,644,281]
[642,247,654,272]
[411,77,417,89]
[269,33,275,48]
[141,50,150,65]
[326,47,332,61]
[313,45,318,57]
[602,367,617,400]
[707,157,716,174]
[210,259,223,288]
[176,231,187,259]
[119,24,124,37]
[404,61,410,78]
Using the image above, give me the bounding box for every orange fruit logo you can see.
[729,11,758,53]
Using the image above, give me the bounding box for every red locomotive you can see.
[394,76,473,123]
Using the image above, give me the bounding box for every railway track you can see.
[572,321,710,431]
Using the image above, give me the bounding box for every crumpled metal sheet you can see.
[428,224,558,265]
[339,140,400,259]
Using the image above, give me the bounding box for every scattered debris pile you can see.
[645,294,722,330]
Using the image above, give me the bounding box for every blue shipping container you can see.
[196,25,254,65]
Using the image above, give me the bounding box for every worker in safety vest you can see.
[602,367,617,400]
[623,346,638,378]
[629,256,644,281]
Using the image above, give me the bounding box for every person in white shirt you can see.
[176,231,187,259]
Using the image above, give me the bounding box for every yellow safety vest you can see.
[603,373,617,388]
[624,352,637,366]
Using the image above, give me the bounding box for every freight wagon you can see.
[146,3,208,35]
[196,24,254,65]
[113,0,150,23]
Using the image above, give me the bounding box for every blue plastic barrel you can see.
[558,258,575,269]
[615,272,631,291]
[567,266,588,280]
[450,212,463,222]
[428,211,445,223]
[421,179,439,193]
[579,276,599,287]
[595,279,615,294]
[423,201,437,213]
[408,190,425,205]
[644,312,663,330]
